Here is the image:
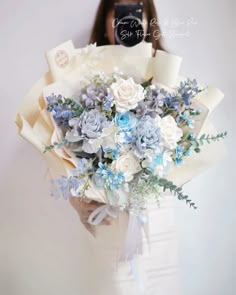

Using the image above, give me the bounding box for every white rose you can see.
[110,78,145,113]
[112,151,142,182]
[159,115,183,150]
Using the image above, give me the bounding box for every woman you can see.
[69,1,181,294]
[71,0,166,234]
[89,0,165,55]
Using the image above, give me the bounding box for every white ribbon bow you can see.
[87,204,119,226]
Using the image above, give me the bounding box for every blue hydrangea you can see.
[79,83,114,111]
[145,86,166,114]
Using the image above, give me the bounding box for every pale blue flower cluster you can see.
[79,83,114,111]
[46,94,75,127]
[103,147,120,160]
[95,162,125,190]
[178,78,200,107]
[50,159,92,199]
[177,112,195,128]
[175,145,184,165]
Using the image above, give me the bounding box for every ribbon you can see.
[87,205,149,293]
[129,258,145,294]
[119,211,149,293]
[87,204,119,226]
[119,211,149,261]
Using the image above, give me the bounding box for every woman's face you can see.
[106,6,148,45]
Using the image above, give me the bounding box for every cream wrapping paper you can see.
[15,40,227,200]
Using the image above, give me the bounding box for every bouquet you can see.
[15,40,227,262]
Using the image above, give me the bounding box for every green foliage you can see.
[192,132,227,153]
[63,98,84,117]
[130,172,197,210]
[141,77,153,89]
[156,177,197,209]
[44,138,68,153]
[47,96,84,117]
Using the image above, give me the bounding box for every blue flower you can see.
[72,158,92,175]
[79,83,111,110]
[46,94,75,127]
[66,110,109,142]
[177,113,194,129]
[163,93,180,111]
[96,162,108,176]
[135,115,161,154]
[147,154,163,173]
[103,147,120,160]
[183,147,192,157]
[50,175,85,200]
[114,112,137,131]
[175,145,184,165]
[95,162,125,191]
[178,79,200,107]
[187,133,195,141]
[144,86,166,115]
[102,93,114,111]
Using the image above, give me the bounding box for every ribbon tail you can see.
[129,258,145,294]
[142,212,151,255]
[120,212,143,261]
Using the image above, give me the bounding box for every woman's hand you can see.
[69,197,112,237]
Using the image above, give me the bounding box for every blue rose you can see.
[114,112,137,131]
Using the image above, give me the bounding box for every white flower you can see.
[159,115,183,150]
[142,150,173,177]
[110,77,145,113]
[112,151,142,182]
[84,123,119,153]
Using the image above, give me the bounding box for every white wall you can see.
[0,0,235,294]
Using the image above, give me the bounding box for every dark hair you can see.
[89,0,166,55]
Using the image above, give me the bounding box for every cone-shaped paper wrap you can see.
[15,40,227,201]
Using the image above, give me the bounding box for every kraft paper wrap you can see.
[15,40,227,201]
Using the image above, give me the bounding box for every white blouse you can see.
[85,195,183,295]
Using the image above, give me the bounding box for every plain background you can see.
[0,0,235,294]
